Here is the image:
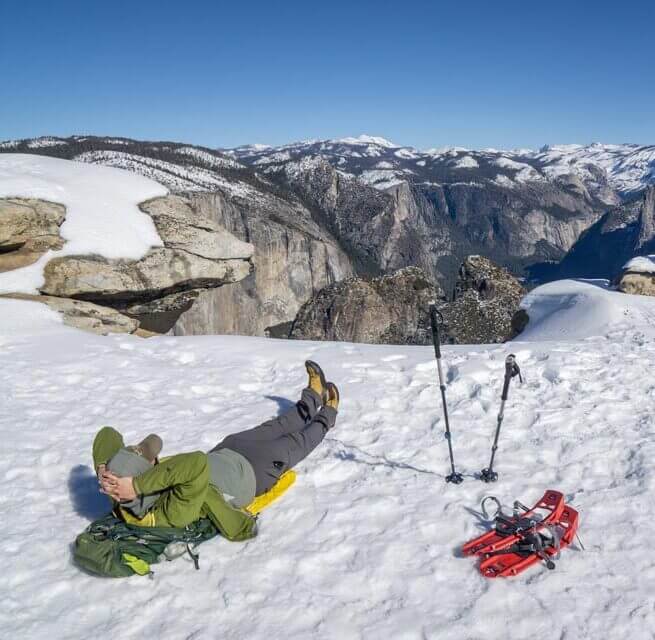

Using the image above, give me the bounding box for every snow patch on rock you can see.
[623,255,655,274]
[0,154,167,293]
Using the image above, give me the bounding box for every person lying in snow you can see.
[92,361,339,540]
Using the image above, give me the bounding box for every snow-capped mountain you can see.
[3,134,655,303]
[230,136,655,199]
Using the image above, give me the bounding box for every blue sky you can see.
[1,0,653,149]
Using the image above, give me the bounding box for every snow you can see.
[26,137,68,148]
[623,255,655,274]
[493,174,515,188]
[518,279,655,341]
[359,169,407,189]
[336,135,399,148]
[534,143,655,194]
[394,148,418,160]
[0,154,167,294]
[0,298,69,336]
[174,147,243,170]
[75,151,260,200]
[230,138,655,196]
[253,151,292,165]
[452,155,479,169]
[2,277,655,638]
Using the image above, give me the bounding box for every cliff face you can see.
[6,135,653,342]
[269,157,603,290]
[552,186,655,280]
[171,190,353,336]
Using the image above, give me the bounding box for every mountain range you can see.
[1,134,654,335]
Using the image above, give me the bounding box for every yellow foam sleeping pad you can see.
[117,470,297,525]
[245,470,296,515]
[118,507,157,527]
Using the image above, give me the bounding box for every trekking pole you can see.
[429,304,463,484]
[480,354,522,483]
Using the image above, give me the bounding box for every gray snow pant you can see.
[211,388,337,495]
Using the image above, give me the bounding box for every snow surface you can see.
[623,255,655,274]
[336,135,399,148]
[519,279,655,341]
[0,154,167,293]
[452,155,479,169]
[1,279,655,638]
[535,143,655,194]
[76,150,256,197]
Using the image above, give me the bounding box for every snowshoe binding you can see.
[462,490,580,578]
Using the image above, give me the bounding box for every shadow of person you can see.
[264,395,295,416]
[67,464,111,521]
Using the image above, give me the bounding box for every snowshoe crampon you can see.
[462,490,580,578]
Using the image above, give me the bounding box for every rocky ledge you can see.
[0,195,254,335]
[289,257,526,345]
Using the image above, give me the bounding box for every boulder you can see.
[0,293,139,335]
[41,248,252,303]
[289,267,443,344]
[440,255,526,344]
[140,196,253,260]
[0,198,65,272]
[617,255,655,296]
[34,194,255,314]
[0,194,255,334]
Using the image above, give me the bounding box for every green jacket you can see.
[133,452,257,540]
[93,427,257,541]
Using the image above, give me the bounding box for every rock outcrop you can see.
[289,258,525,345]
[34,194,255,332]
[0,198,65,272]
[0,193,256,335]
[289,267,443,344]
[440,255,527,344]
[617,255,655,296]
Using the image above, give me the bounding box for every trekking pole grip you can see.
[429,304,443,359]
[501,354,520,400]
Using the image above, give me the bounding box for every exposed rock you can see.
[140,195,253,260]
[122,289,200,333]
[33,194,254,314]
[1,293,138,335]
[544,186,655,281]
[617,255,655,296]
[618,272,655,296]
[171,190,353,336]
[0,198,65,272]
[271,156,601,291]
[41,248,251,303]
[289,258,525,345]
[289,267,443,344]
[440,255,526,344]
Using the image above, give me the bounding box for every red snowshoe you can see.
[462,490,580,578]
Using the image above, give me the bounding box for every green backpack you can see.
[73,513,219,578]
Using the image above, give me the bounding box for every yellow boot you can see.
[305,360,327,400]
[325,382,339,410]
